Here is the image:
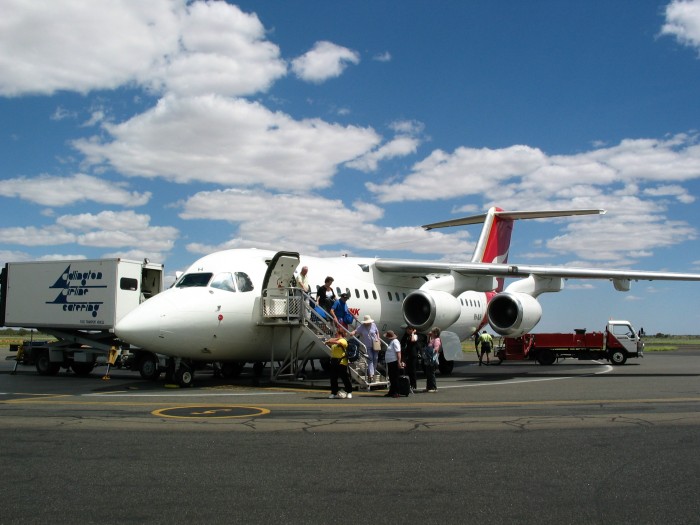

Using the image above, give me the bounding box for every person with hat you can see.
[330,292,354,329]
[352,314,380,383]
[383,330,404,398]
[326,328,353,399]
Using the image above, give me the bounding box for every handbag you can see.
[372,340,381,351]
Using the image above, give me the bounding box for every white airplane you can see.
[115,207,700,386]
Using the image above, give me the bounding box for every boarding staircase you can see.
[259,287,388,390]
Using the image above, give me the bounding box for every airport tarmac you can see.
[2,348,699,524]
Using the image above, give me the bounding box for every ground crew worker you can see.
[477,331,494,365]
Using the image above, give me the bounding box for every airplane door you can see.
[261,252,301,318]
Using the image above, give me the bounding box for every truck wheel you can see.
[71,362,95,376]
[609,349,627,366]
[35,350,60,376]
[138,354,161,380]
[536,349,557,366]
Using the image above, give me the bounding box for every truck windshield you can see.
[176,273,213,288]
[611,324,635,338]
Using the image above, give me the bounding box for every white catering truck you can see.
[1,258,163,377]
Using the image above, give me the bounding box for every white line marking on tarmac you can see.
[439,363,614,389]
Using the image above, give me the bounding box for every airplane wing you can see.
[373,259,700,282]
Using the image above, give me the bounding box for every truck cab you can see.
[606,320,644,365]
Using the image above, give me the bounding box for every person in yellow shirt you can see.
[327,329,353,399]
[477,331,494,365]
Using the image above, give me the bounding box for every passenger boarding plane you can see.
[115,207,700,386]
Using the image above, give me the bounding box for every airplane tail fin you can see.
[423,207,605,289]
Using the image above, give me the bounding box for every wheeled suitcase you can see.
[397,375,411,396]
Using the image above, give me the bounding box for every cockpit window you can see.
[175,273,213,288]
[235,272,254,292]
[210,272,236,292]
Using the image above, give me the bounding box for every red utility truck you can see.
[495,320,643,366]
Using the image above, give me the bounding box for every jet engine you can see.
[402,290,461,332]
[487,292,542,337]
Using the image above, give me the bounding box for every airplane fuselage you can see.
[115,248,487,361]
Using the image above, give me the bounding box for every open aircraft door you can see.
[261,251,301,319]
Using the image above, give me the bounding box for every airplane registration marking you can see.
[152,405,270,419]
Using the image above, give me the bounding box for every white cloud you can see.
[0,211,178,257]
[0,0,286,98]
[373,51,392,62]
[0,173,151,207]
[291,41,360,83]
[661,0,700,53]
[368,134,700,203]
[50,106,77,121]
[147,0,287,97]
[0,226,76,246]
[367,144,546,202]
[643,184,696,203]
[0,0,182,96]
[74,94,381,190]
[180,189,473,257]
[347,136,420,172]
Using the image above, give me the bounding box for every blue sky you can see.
[2,0,700,333]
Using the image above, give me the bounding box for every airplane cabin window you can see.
[235,272,254,292]
[395,292,400,301]
[210,273,236,292]
[355,289,360,298]
[364,290,369,299]
[387,291,392,301]
[372,291,377,300]
[176,273,213,288]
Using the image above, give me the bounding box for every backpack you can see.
[422,344,438,366]
[345,339,361,362]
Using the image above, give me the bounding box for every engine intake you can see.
[487,292,542,337]
[402,290,461,332]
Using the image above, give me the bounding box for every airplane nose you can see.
[115,299,163,349]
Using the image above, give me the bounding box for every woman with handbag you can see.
[352,314,380,383]
[424,327,441,393]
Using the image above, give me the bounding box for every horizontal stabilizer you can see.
[422,209,605,230]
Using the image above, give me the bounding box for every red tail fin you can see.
[472,207,513,264]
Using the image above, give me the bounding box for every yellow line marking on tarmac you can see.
[152,405,270,419]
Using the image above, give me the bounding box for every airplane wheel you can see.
[438,354,454,375]
[71,361,95,376]
[175,366,194,387]
[35,350,60,376]
[138,354,161,380]
[609,349,627,366]
[253,361,265,377]
[221,361,245,378]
